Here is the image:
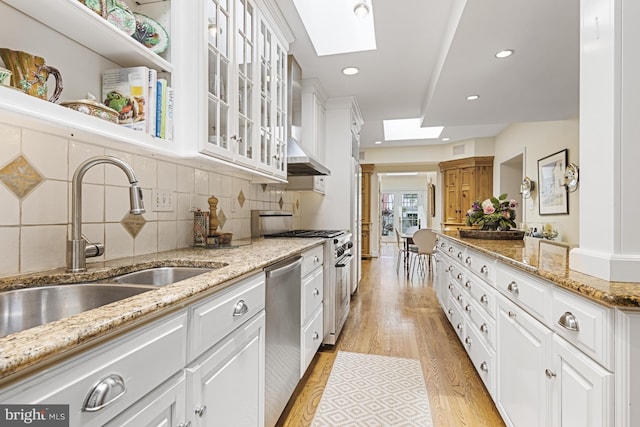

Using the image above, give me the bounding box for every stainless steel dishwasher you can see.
[264,255,303,427]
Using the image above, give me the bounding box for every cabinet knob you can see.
[457,252,463,260]
[465,304,472,313]
[312,331,320,340]
[464,281,471,289]
[480,294,488,303]
[545,369,557,379]
[446,266,452,272]
[465,256,471,265]
[508,311,517,318]
[447,309,453,316]
[440,242,446,248]
[558,312,580,331]
[83,374,127,412]
[457,273,463,280]
[465,336,472,346]
[448,247,454,253]
[480,361,489,372]
[480,265,489,274]
[195,405,207,417]
[448,283,453,290]
[457,294,463,302]
[313,288,320,296]
[232,299,249,317]
[480,323,489,333]
[506,281,519,294]
[456,323,463,331]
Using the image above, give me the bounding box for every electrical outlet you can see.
[152,188,174,212]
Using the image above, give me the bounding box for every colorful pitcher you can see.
[0,48,63,102]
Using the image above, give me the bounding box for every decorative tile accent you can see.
[279,196,284,210]
[218,209,227,229]
[121,213,147,238]
[237,189,246,208]
[0,155,43,199]
[312,352,433,427]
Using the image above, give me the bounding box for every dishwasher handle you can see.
[265,255,303,279]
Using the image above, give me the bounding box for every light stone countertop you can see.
[0,237,324,384]
[438,231,640,308]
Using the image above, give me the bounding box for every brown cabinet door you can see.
[444,170,460,223]
[459,167,475,221]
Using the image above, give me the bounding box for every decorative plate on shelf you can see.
[106,0,136,36]
[132,13,169,55]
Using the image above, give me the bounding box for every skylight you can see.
[293,0,376,56]
[383,118,444,141]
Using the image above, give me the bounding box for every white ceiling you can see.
[275,0,580,149]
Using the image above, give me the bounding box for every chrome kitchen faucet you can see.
[67,156,145,273]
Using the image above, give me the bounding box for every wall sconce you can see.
[520,176,535,199]
[564,162,579,192]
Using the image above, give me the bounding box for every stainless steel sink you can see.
[0,284,155,338]
[108,267,215,286]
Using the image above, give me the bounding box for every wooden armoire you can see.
[360,164,374,258]
[438,156,494,230]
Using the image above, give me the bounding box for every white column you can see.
[570,0,640,281]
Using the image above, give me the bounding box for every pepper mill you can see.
[208,195,219,236]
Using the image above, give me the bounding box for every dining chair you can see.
[394,227,417,273]
[411,228,438,278]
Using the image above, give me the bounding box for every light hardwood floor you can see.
[278,243,506,427]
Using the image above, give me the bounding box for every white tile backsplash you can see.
[0,125,301,276]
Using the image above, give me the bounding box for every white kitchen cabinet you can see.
[300,245,324,376]
[550,334,613,427]
[496,294,553,427]
[301,78,327,163]
[0,310,189,426]
[186,311,265,427]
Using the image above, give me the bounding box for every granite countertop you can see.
[0,237,324,384]
[438,231,640,308]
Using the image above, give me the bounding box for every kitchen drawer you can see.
[439,238,465,263]
[463,273,496,319]
[188,272,265,361]
[449,261,465,286]
[450,281,466,311]
[463,248,496,286]
[301,245,324,276]
[302,267,323,324]
[496,264,552,326]
[0,311,188,427]
[301,306,323,377]
[448,297,466,342]
[552,287,614,370]
[464,320,496,397]
[464,297,496,350]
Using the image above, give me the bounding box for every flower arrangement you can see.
[465,193,518,230]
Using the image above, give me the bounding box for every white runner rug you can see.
[312,351,434,426]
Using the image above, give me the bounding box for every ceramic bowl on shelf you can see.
[0,67,11,86]
[60,93,119,124]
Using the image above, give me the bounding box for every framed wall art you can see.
[537,149,569,215]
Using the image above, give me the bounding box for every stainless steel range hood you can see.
[287,56,330,176]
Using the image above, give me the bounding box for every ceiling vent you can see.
[452,144,465,156]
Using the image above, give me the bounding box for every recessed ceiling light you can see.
[466,95,480,101]
[353,2,370,18]
[374,140,382,145]
[342,66,359,76]
[495,49,515,59]
[442,137,451,142]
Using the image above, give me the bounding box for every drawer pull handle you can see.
[558,312,580,331]
[465,304,472,313]
[465,256,471,265]
[545,369,557,379]
[480,361,489,372]
[480,265,488,274]
[312,288,320,296]
[464,281,471,289]
[233,299,249,317]
[456,323,463,331]
[195,405,207,417]
[506,281,519,294]
[312,331,320,340]
[480,294,488,303]
[480,323,489,333]
[457,294,463,302]
[508,311,516,318]
[457,273,463,280]
[448,247,454,253]
[83,374,127,412]
[457,252,463,260]
[465,336,472,346]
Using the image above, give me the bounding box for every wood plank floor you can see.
[278,243,506,427]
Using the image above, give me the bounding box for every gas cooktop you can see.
[264,229,346,239]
